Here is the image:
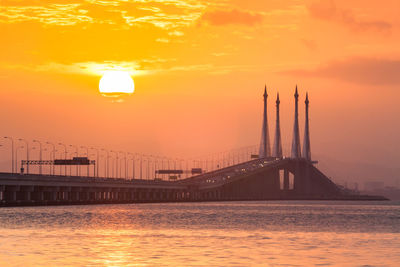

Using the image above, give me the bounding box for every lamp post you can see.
[58,143,67,176]
[179,158,184,180]
[147,155,153,180]
[90,147,99,178]
[140,154,143,180]
[18,139,29,174]
[119,151,127,179]
[162,157,167,180]
[81,146,89,177]
[115,151,120,178]
[186,159,189,178]
[110,151,117,178]
[118,151,126,179]
[3,137,14,173]
[69,145,78,176]
[128,153,135,180]
[32,140,42,175]
[15,145,25,174]
[43,147,49,175]
[46,142,55,175]
[101,149,109,178]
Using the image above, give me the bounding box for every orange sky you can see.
[0,0,399,185]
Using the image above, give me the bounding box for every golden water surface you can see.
[0,201,399,266]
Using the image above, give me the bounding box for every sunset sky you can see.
[0,0,399,185]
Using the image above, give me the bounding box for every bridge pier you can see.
[4,186,18,202]
[271,169,280,192]
[283,169,289,190]
[293,161,301,193]
[303,164,311,195]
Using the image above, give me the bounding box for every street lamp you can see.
[58,143,67,176]
[128,153,135,180]
[32,140,42,175]
[110,151,117,178]
[18,139,29,174]
[69,145,78,176]
[139,154,143,180]
[101,149,109,178]
[145,157,150,180]
[117,151,126,179]
[90,147,99,178]
[147,155,153,180]
[115,151,120,178]
[46,142,55,175]
[15,145,25,174]
[119,151,127,179]
[81,146,89,177]
[153,156,159,180]
[3,137,14,173]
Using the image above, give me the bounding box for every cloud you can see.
[0,4,92,26]
[200,9,263,26]
[0,59,266,77]
[0,0,206,29]
[301,39,317,51]
[308,0,391,33]
[282,58,400,85]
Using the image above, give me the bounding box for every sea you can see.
[0,201,399,266]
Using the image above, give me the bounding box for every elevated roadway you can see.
[0,158,387,206]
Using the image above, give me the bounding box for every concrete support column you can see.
[5,186,18,202]
[294,161,302,193]
[283,169,289,190]
[24,191,31,202]
[272,169,280,191]
[0,186,4,201]
[304,164,310,195]
[81,191,88,201]
[38,191,44,202]
[49,191,57,201]
[5,191,17,202]
[71,191,78,201]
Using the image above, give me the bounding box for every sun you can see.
[99,71,135,96]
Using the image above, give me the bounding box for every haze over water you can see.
[0,201,399,266]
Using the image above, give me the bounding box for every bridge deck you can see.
[0,158,387,206]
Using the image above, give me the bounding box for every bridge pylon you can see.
[303,92,311,161]
[259,85,271,158]
[291,85,301,158]
[272,93,283,158]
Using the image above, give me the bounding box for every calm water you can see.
[0,201,399,266]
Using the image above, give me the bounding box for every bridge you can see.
[0,86,386,206]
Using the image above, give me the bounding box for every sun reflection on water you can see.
[0,202,399,266]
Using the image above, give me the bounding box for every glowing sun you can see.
[99,71,135,96]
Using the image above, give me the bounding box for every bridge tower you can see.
[272,93,282,158]
[303,93,311,161]
[259,85,271,158]
[291,86,301,158]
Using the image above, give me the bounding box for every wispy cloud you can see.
[0,59,268,77]
[200,9,263,26]
[0,0,207,29]
[282,57,400,85]
[308,0,392,33]
[0,4,92,25]
[0,61,150,76]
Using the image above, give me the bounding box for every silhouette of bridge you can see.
[0,86,386,206]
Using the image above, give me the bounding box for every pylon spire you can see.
[303,92,311,161]
[259,85,271,158]
[291,85,301,158]
[272,92,282,158]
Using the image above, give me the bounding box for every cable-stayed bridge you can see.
[0,86,386,206]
